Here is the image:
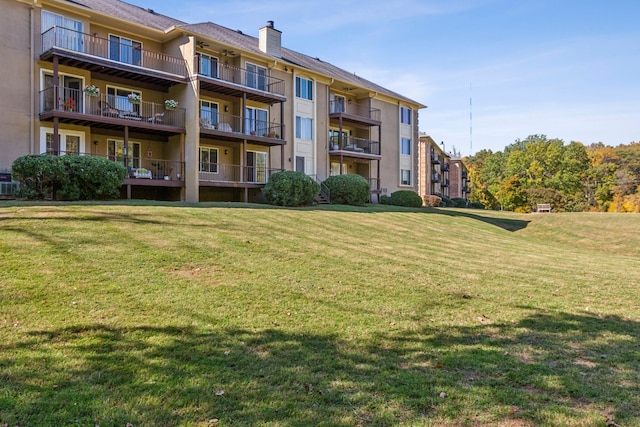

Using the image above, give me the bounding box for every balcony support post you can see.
[280,102,284,139]
[52,55,60,155]
[123,126,129,170]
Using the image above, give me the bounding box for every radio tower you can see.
[469,82,473,154]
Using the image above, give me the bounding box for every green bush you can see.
[441,196,455,207]
[262,171,320,207]
[12,155,62,199]
[57,156,127,200]
[11,154,126,200]
[451,197,468,208]
[323,174,370,206]
[469,201,485,209]
[379,194,390,205]
[390,190,423,207]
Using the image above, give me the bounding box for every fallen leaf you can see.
[215,390,224,396]
[439,392,448,398]
[435,362,443,368]
[208,419,219,424]
[305,383,313,392]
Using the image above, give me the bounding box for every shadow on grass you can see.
[2,311,638,426]
[1,200,529,231]
[429,208,530,232]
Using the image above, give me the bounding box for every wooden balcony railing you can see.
[329,100,381,122]
[199,164,282,184]
[40,86,186,128]
[199,111,283,139]
[329,136,380,156]
[194,55,285,97]
[41,26,188,77]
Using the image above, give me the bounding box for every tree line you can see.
[465,135,640,212]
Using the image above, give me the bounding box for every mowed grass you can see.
[1,202,639,426]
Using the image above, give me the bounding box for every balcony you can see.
[40,27,188,87]
[40,86,186,135]
[441,162,450,171]
[329,136,381,158]
[40,151,184,186]
[461,171,468,179]
[199,112,285,146]
[431,173,441,183]
[431,154,441,164]
[329,100,381,126]
[195,56,285,104]
[199,164,282,186]
[442,179,450,187]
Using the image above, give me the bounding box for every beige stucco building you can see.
[418,134,469,203]
[1,0,425,202]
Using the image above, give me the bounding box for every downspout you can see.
[29,1,36,154]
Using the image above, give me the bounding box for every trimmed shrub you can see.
[422,194,442,207]
[390,190,423,207]
[379,194,390,205]
[323,174,370,206]
[57,156,127,200]
[469,201,485,209]
[262,170,320,207]
[441,196,455,207]
[12,155,62,199]
[12,154,126,200]
[451,197,468,208]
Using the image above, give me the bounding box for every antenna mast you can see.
[469,82,473,154]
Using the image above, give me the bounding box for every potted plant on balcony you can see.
[127,93,141,104]
[83,85,100,97]
[164,99,178,110]
[59,97,76,111]
[267,131,279,138]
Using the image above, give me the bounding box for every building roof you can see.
[53,0,185,31]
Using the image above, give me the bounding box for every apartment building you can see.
[418,134,470,203]
[448,157,470,200]
[2,0,425,202]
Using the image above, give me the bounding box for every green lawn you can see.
[1,202,639,426]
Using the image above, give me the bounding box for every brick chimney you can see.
[259,20,281,57]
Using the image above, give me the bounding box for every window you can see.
[400,107,412,125]
[109,35,142,66]
[330,161,342,176]
[108,140,141,168]
[295,156,305,173]
[401,138,411,155]
[246,63,267,91]
[200,100,219,127]
[329,93,345,113]
[200,147,219,173]
[198,53,218,78]
[107,87,141,114]
[40,128,84,155]
[42,11,83,51]
[296,116,313,140]
[42,72,83,113]
[295,77,313,100]
[329,129,347,150]
[247,151,268,183]
[245,107,269,136]
[401,169,412,186]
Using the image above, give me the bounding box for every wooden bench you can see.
[537,203,551,213]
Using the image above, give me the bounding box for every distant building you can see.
[418,134,469,204]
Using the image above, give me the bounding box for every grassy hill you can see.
[1,202,639,426]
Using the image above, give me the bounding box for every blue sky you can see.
[129,0,640,156]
